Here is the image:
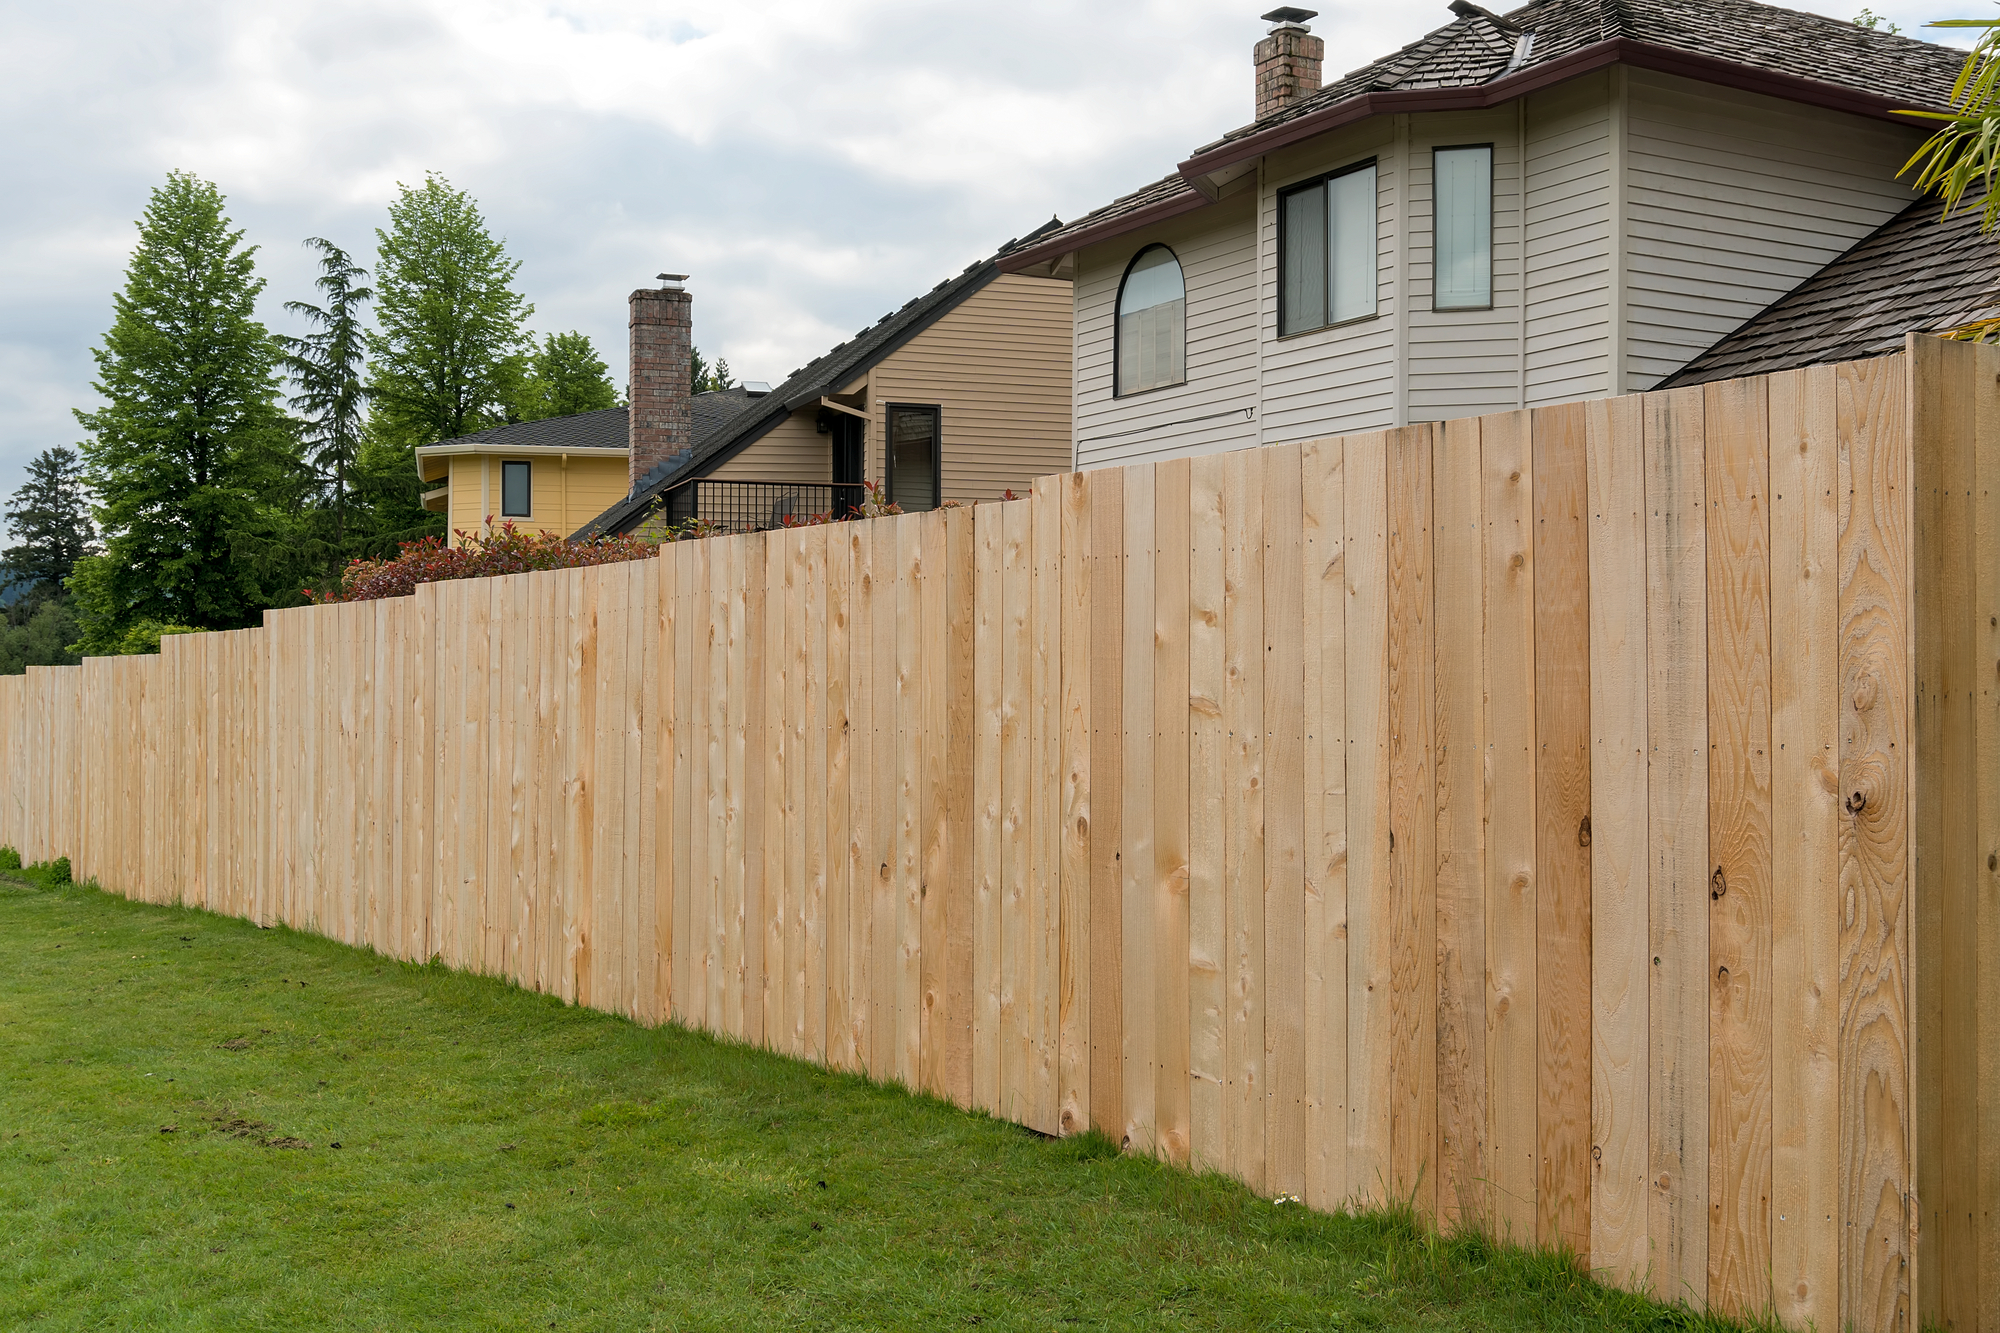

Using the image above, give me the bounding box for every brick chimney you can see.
[629,275,693,493]
[1255,8,1323,121]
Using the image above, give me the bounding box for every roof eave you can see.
[1179,37,1932,184]
[996,186,1212,274]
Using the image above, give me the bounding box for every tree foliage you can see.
[513,331,619,421]
[691,346,735,394]
[1898,19,2000,340]
[3,446,95,597]
[281,238,372,544]
[69,170,299,655]
[367,173,533,448]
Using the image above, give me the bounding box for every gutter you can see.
[1000,36,1943,275]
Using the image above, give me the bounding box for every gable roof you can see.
[1003,0,1965,273]
[409,389,767,459]
[578,218,1067,537]
[1658,195,2000,388]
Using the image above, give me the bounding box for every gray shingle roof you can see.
[1658,195,2000,388]
[580,218,1067,536]
[1202,0,1964,154]
[414,388,766,458]
[1013,0,1968,265]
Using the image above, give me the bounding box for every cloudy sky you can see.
[0,0,1980,505]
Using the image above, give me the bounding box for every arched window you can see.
[1115,245,1186,396]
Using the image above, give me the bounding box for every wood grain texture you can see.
[1003,500,1033,1119]
[1642,386,1710,1303]
[896,516,925,1089]
[1154,459,1192,1166]
[1432,418,1487,1231]
[1972,340,2000,1333]
[1058,473,1092,1137]
[1188,453,1228,1173]
[1534,401,1593,1256]
[1265,445,1308,1202]
[1224,447,1268,1192]
[943,507,977,1107]
[1121,469,1158,1155]
[1482,410,1539,1244]
[1385,426,1438,1216]
[1033,480,1062,1135]
[1704,375,1774,1317]
[922,514,950,1096]
[824,529,854,1070]
[1343,433,1392,1207]
[1089,467,1126,1138]
[1836,352,1911,1332]
[1766,365,1840,1327]
[1585,394,1649,1290]
[1300,437,1348,1212]
[974,501,1004,1113]
[870,520,898,1081]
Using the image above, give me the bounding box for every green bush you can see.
[0,846,19,871]
[46,856,70,885]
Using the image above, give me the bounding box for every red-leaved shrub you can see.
[306,521,697,603]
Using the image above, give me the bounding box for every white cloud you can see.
[0,0,1985,509]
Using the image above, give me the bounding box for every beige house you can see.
[1000,0,1963,470]
[585,223,1074,536]
[415,409,631,542]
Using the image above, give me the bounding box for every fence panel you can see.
[7,344,1997,1331]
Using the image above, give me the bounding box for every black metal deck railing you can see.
[653,478,868,534]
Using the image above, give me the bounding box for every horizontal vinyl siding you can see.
[1405,109,1526,422]
[1622,68,1923,389]
[1073,189,1260,469]
[1260,119,1400,441]
[867,272,1075,503]
[1524,73,1613,406]
[446,453,630,544]
[709,409,831,483]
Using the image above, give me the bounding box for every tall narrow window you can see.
[1115,245,1186,395]
[1279,160,1378,336]
[1432,145,1493,311]
[886,404,940,512]
[501,460,531,517]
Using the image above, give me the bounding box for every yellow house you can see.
[581,222,1075,538]
[415,407,631,543]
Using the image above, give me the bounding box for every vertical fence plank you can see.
[1534,401,1593,1256]
[1973,341,2000,1333]
[1265,445,1308,1200]
[1058,473,1093,1137]
[899,517,927,1087]
[655,547,677,1022]
[1189,454,1228,1172]
[824,529,853,1068]
[1768,365,1841,1326]
[787,532,809,1054]
[974,502,1004,1111]
[1837,352,1912,1331]
[759,533,785,1051]
[870,519,898,1081]
[1033,480,1063,1135]
[1344,432,1392,1207]
[1482,410,1539,1242]
[1386,426,1437,1216]
[1643,386,1711,1303]
[1154,459,1192,1164]
[803,527,829,1064]
[938,504,973,1106]
[1225,447,1267,1190]
[1433,417,1487,1230]
[922,513,951,1095]
[1704,375,1774,1317]
[1120,472,1157,1153]
[1587,394,1650,1289]
[1089,466,1126,1138]
[849,522,876,1074]
[1301,437,1349,1211]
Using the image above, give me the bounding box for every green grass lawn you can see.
[0,863,1752,1332]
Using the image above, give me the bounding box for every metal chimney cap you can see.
[1261,6,1317,28]
[656,272,689,290]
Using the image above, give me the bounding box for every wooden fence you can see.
[1,337,1994,1332]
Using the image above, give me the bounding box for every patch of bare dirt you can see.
[199,1107,310,1150]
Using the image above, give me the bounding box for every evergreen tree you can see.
[367,173,532,447]
[70,171,296,655]
[512,331,620,421]
[281,237,371,546]
[2,446,96,597]
[691,346,735,394]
